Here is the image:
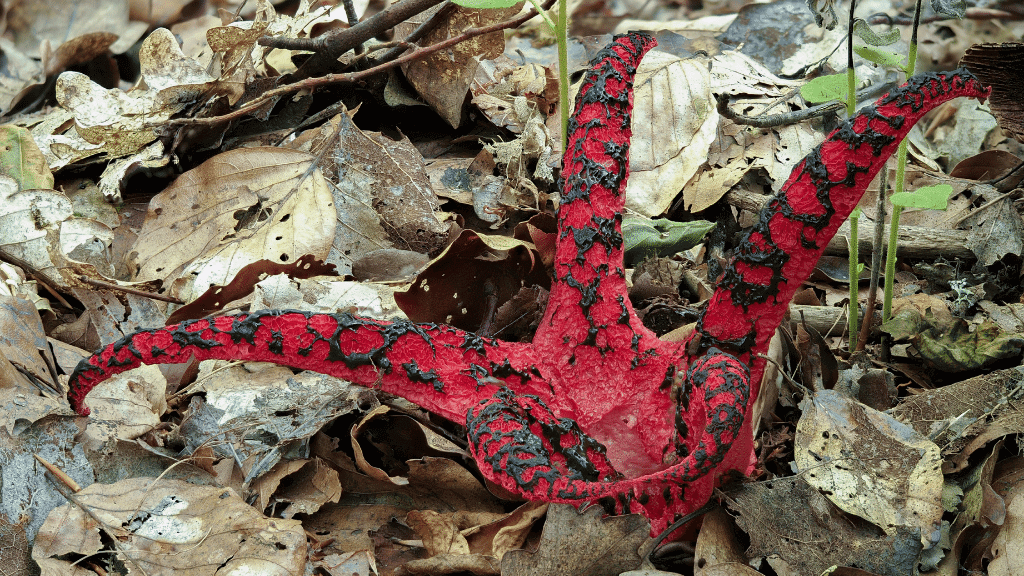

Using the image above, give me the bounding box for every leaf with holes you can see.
[130,147,335,302]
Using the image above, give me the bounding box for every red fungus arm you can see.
[67,310,543,422]
[65,29,990,538]
[687,68,991,409]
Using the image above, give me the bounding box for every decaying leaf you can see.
[77,363,166,445]
[178,364,374,485]
[250,457,342,518]
[395,230,548,331]
[312,108,450,274]
[55,28,216,162]
[131,147,335,301]
[622,215,715,266]
[882,306,1024,373]
[989,479,1024,576]
[33,477,307,575]
[890,365,1024,473]
[402,503,546,574]
[727,477,923,576]
[502,504,650,576]
[398,4,519,128]
[794,389,944,547]
[0,418,94,546]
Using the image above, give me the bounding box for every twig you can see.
[165,0,556,130]
[716,81,891,128]
[0,251,72,308]
[259,0,447,79]
[857,163,887,351]
[368,1,459,67]
[34,454,82,492]
[643,499,718,558]
[78,276,185,304]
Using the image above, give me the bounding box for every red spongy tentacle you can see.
[692,70,990,375]
[468,348,749,535]
[535,32,659,357]
[67,310,546,420]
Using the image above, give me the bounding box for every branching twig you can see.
[259,0,447,78]
[78,276,185,304]
[716,81,890,128]
[165,0,556,130]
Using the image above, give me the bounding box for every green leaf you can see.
[854,46,905,69]
[622,216,714,267]
[800,73,847,104]
[451,0,521,7]
[852,19,901,46]
[0,125,54,191]
[890,184,952,210]
[882,309,1024,372]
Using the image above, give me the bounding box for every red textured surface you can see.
[67,33,990,537]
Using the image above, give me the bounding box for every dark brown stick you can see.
[260,0,447,79]
[78,276,185,304]
[166,0,555,130]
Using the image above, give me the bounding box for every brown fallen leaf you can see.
[251,457,342,518]
[131,147,335,301]
[727,477,922,576]
[693,507,747,574]
[395,230,548,331]
[794,389,944,546]
[501,504,650,576]
[988,479,1024,576]
[32,477,306,575]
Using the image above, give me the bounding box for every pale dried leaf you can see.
[304,453,503,552]
[9,0,147,55]
[139,28,215,91]
[709,50,800,98]
[181,364,370,484]
[32,477,306,575]
[0,173,67,245]
[407,510,473,556]
[253,458,342,518]
[0,38,43,115]
[80,364,166,446]
[98,140,169,203]
[684,153,757,213]
[794,389,944,546]
[931,100,996,169]
[131,147,335,301]
[351,405,410,485]
[0,293,55,383]
[627,51,719,217]
[694,507,747,574]
[251,275,405,319]
[30,109,103,171]
[729,477,923,576]
[989,483,1024,576]
[56,73,160,156]
[321,110,449,273]
[207,21,271,88]
[769,121,822,192]
[0,419,94,544]
[476,501,547,559]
